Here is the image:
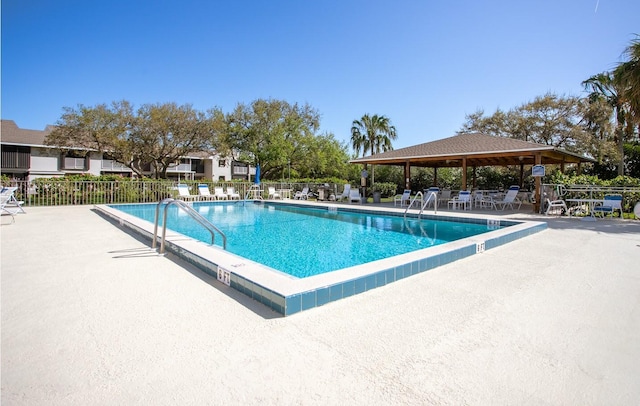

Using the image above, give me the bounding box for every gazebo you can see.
[350,133,595,211]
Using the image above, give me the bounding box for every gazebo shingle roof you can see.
[350,132,593,167]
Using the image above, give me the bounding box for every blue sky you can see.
[2,0,639,150]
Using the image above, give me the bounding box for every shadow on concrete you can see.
[93,208,282,320]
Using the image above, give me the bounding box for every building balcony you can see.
[101,160,132,172]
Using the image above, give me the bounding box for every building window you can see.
[62,151,87,170]
[233,166,248,175]
[218,160,226,167]
[218,176,226,181]
[1,145,30,169]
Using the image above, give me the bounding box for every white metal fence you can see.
[1,180,348,207]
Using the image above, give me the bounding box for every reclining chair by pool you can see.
[1,187,26,223]
[197,184,217,201]
[226,187,240,200]
[294,187,311,200]
[493,186,522,210]
[213,187,228,200]
[349,189,362,203]
[176,184,198,201]
[336,184,351,201]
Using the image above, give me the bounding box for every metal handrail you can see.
[418,191,439,217]
[404,191,423,217]
[152,198,227,254]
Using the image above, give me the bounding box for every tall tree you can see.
[350,114,397,184]
[46,101,145,176]
[460,94,617,166]
[131,103,215,178]
[582,72,628,175]
[222,99,320,180]
[46,101,219,178]
[614,35,640,138]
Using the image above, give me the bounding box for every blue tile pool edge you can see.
[94,203,547,317]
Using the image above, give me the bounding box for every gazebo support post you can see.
[433,167,438,187]
[462,158,468,191]
[404,161,411,190]
[472,166,477,190]
[534,153,542,213]
[519,163,525,188]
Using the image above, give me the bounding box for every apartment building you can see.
[1,120,253,182]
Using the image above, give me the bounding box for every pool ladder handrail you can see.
[153,198,227,254]
[419,191,438,217]
[404,191,438,217]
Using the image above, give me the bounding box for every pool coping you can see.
[94,201,547,316]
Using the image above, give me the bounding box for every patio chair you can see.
[545,198,568,216]
[394,189,412,207]
[176,184,198,201]
[1,187,25,223]
[267,187,282,199]
[213,187,228,200]
[437,190,451,206]
[349,189,362,203]
[592,194,623,218]
[197,184,217,201]
[226,187,241,200]
[473,191,488,209]
[448,190,471,210]
[0,187,25,213]
[336,184,351,201]
[423,187,439,208]
[493,186,522,210]
[294,187,310,200]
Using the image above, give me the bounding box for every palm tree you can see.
[583,72,628,175]
[350,114,397,184]
[614,35,640,137]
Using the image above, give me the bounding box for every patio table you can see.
[566,198,604,221]
[277,189,292,199]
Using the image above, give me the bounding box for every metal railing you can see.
[404,191,423,217]
[418,191,439,217]
[0,180,355,207]
[152,198,227,254]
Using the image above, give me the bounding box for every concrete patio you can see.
[2,205,639,405]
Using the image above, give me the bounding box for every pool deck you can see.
[2,204,640,405]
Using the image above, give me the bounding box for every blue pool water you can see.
[111,202,503,278]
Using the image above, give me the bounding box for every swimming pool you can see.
[112,201,504,278]
[96,201,546,316]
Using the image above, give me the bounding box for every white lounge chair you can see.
[176,184,198,201]
[493,186,522,210]
[268,187,281,199]
[294,187,310,200]
[349,189,362,203]
[226,187,241,200]
[336,184,351,201]
[545,198,567,216]
[1,187,25,223]
[448,191,471,210]
[1,187,25,213]
[394,189,412,207]
[197,184,216,201]
[213,187,228,200]
[593,194,623,218]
